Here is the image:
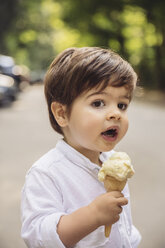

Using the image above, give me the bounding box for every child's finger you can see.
[117,197,128,206]
[107,191,124,198]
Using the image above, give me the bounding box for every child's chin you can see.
[101,145,116,152]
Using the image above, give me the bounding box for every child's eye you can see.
[118,103,128,110]
[91,100,105,108]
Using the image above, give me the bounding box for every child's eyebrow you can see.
[86,91,131,101]
[119,95,131,101]
[85,91,107,99]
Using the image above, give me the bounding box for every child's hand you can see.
[56,191,128,247]
[88,191,128,227]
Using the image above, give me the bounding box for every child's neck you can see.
[64,138,102,166]
[75,147,102,167]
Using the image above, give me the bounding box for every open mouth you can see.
[101,127,118,138]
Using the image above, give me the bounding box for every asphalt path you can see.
[0,85,165,248]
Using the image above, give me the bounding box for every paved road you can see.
[0,85,165,248]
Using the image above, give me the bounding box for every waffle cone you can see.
[104,176,127,238]
[104,176,127,192]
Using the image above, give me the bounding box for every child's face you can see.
[63,85,130,163]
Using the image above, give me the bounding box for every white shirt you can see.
[21,139,141,248]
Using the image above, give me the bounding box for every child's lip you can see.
[101,125,119,142]
[101,125,119,134]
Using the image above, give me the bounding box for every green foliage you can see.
[2,0,55,70]
[0,0,165,90]
[54,0,165,90]
[0,0,20,52]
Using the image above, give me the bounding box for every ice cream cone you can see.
[104,176,127,192]
[98,152,134,238]
[104,176,127,237]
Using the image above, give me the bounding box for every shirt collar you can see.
[56,139,114,176]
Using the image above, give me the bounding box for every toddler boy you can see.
[21,47,141,248]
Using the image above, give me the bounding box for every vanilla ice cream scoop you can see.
[98,152,134,182]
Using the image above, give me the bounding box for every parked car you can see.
[0,74,18,106]
[0,54,30,91]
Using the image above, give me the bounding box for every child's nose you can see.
[106,109,121,121]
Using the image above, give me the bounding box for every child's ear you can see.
[51,102,68,127]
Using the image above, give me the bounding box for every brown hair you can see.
[44,47,137,134]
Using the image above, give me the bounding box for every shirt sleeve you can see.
[21,167,66,248]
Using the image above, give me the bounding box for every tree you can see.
[1,0,165,90]
[55,0,165,91]
[2,0,58,70]
[131,0,165,90]
[0,0,20,52]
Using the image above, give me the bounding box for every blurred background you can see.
[0,0,165,247]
